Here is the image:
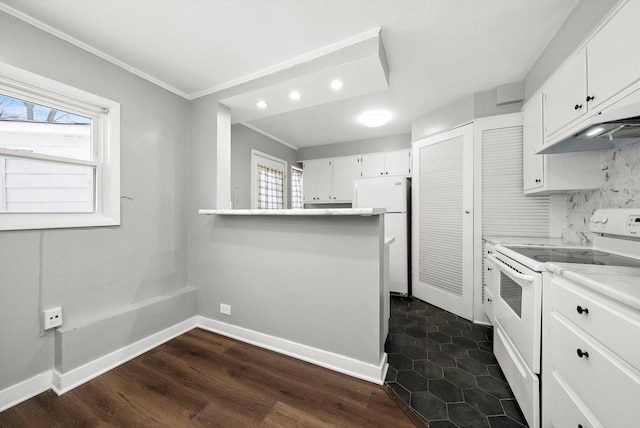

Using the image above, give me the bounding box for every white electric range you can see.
[485,208,640,428]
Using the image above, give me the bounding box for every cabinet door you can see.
[332,156,360,202]
[302,161,318,202]
[315,159,333,202]
[543,49,587,138]
[587,0,640,110]
[384,150,411,176]
[522,93,545,191]
[361,153,385,177]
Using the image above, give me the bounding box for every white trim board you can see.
[196,316,388,386]
[0,316,388,412]
[0,371,52,413]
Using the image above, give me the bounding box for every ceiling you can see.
[0,0,578,149]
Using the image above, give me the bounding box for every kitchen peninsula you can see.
[196,208,392,384]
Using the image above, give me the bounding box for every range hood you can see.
[537,88,640,154]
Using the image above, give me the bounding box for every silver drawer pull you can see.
[576,305,589,315]
[577,348,589,359]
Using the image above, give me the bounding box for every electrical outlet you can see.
[220,303,231,315]
[43,307,62,330]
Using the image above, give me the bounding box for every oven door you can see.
[487,254,542,374]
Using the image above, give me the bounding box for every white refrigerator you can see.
[353,176,410,295]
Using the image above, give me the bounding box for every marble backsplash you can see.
[566,141,640,231]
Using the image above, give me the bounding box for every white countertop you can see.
[199,208,386,216]
[545,262,640,311]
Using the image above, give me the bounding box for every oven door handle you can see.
[487,255,534,284]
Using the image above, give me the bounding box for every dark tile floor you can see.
[385,296,529,428]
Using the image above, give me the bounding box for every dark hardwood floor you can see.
[1,328,421,427]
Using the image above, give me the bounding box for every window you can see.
[291,166,303,209]
[250,150,286,209]
[0,63,120,231]
[257,165,284,209]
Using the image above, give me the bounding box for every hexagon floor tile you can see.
[385,296,529,428]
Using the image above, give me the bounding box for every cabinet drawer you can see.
[551,277,640,369]
[549,313,640,427]
[483,286,494,325]
[494,323,539,428]
[484,243,495,258]
[550,371,603,428]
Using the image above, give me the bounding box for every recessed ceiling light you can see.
[256,100,268,109]
[331,79,344,90]
[358,110,392,127]
[289,91,301,100]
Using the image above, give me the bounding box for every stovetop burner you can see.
[504,246,640,268]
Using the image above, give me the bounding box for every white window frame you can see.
[0,62,120,231]
[250,149,287,209]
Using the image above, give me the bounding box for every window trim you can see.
[0,62,120,231]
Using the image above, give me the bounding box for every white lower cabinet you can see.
[542,275,640,427]
[483,243,497,324]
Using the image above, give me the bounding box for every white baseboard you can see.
[51,317,198,395]
[0,371,53,412]
[197,316,388,385]
[2,315,388,412]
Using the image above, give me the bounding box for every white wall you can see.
[411,88,522,142]
[297,133,411,161]
[231,124,298,209]
[0,11,191,390]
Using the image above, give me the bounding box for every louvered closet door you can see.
[412,124,474,320]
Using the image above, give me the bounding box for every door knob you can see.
[574,104,583,110]
[465,210,470,214]
[576,348,589,359]
[576,305,589,315]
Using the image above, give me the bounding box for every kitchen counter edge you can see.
[199,208,386,216]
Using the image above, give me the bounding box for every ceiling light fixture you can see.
[331,79,344,90]
[358,110,391,127]
[256,100,268,109]
[289,91,301,100]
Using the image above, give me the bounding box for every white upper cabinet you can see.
[523,93,545,192]
[332,156,361,202]
[301,149,411,204]
[543,49,588,139]
[361,149,411,178]
[523,92,601,195]
[543,0,640,143]
[586,0,640,110]
[360,152,385,177]
[302,159,333,202]
[384,150,412,177]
